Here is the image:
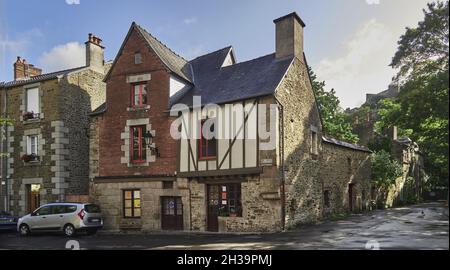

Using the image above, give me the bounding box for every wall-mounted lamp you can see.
[144,130,160,157]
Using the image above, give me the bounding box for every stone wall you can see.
[91,178,189,232]
[275,57,324,228]
[60,68,107,196]
[6,79,62,215]
[320,142,372,217]
[384,142,425,207]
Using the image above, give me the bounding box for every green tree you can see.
[377,1,449,188]
[371,150,403,205]
[309,67,359,143]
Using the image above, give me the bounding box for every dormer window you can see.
[131,83,148,108]
[134,52,142,64]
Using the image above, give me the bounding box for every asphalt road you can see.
[0,202,448,250]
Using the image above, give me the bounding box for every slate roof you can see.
[322,136,372,153]
[90,102,107,116]
[1,66,86,88]
[135,23,192,82]
[174,52,293,107]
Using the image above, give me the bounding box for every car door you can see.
[29,205,52,230]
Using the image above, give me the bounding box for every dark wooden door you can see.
[27,185,40,213]
[161,197,183,230]
[348,184,354,212]
[207,185,219,232]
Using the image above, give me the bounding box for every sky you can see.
[0,0,432,108]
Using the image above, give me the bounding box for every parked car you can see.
[17,203,103,237]
[0,211,19,231]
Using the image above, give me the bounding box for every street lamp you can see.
[144,130,160,157]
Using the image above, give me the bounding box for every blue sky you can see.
[0,0,431,108]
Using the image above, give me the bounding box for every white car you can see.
[17,203,103,237]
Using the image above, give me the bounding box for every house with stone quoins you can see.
[0,34,111,215]
[89,12,373,233]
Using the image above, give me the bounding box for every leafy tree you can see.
[309,67,359,143]
[371,151,403,205]
[377,1,449,188]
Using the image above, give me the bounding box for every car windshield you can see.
[84,204,101,213]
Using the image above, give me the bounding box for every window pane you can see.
[124,208,132,217]
[133,85,140,106]
[125,200,132,208]
[141,85,147,104]
[134,199,141,208]
[26,88,39,113]
[124,191,132,200]
[133,190,141,199]
[134,208,141,217]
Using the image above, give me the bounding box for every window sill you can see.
[23,161,42,166]
[127,105,150,112]
[199,157,217,161]
[22,118,42,124]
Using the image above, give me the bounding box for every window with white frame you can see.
[26,88,39,114]
[27,135,38,155]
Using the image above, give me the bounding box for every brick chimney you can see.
[14,57,42,80]
[85,33,105,73]
[274,12,306,60]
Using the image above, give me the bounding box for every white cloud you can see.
[65,0,80,5]
[39,42,85,73]
[314,19,397,109]
[182,44,206,60]
[365,0,380,5]
[183,17,198,25]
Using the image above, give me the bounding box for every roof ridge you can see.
[3,66,86,85]
[135,23,188,63]
[189,46,233,62]
[220,53,277,69]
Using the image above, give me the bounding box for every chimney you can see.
[387,126,398,141]
[274,12,306,60]
[85,33,105,73]
[14,56,42,80]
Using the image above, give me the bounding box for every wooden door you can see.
[348,184,354,212]
[161,197,183,230]
[207,185,219,232]
[27,184,40,213]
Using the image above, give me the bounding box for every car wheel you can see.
[64,224,76,237]
[19,224,30,236]
[86,229,97,236]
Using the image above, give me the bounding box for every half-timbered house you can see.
[90,12,372,233]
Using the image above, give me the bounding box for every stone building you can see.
[90,12,372,233]
[0,34,111,215]
[349,85,427,208]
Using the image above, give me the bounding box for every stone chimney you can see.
[274,12,306,60]
[14,57,42,80]
[85,33,105,73]
[387,126,398,141]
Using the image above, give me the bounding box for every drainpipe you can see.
[275,98,285,231]
[1,86,8,212]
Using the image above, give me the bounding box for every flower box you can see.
[22,111,39,121]
[21,154,39,163]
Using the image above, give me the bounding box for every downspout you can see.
[275,98,285,231]
[1,86,8,212]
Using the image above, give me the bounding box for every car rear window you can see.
[65,205,78,213]
[84,204,101,213]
